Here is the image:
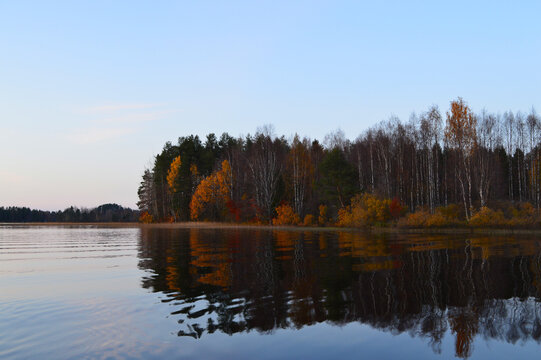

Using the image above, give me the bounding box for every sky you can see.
[1,0,540,210]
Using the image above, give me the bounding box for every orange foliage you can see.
[139,211,154,223]
[303,214,315,226]
[166,156,182,192]
[318,205,328,226]
[272,203,301,225]
[190,160,232,221]
[445,97,477,155]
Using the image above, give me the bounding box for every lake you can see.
[2,225,541,359]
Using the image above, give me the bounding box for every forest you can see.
[137,98,541,228]
[0,203,139,223]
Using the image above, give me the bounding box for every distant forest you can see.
[137,97,541,227]
[0,203,139,223]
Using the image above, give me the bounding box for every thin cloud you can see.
[85,103,166,113]
[95,110,178,124]
[0,170,27,184]
[67,127,135,145]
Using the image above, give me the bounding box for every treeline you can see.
[138,97,541,226]
[0,203,139,223]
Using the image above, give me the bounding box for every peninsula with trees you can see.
[137,98,541,229]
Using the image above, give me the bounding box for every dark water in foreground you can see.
[2,226,541,359]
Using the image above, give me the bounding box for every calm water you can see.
[2,226,541,359]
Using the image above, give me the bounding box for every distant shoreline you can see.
[3,222,541,235]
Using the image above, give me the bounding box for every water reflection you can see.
[138,228,541,358]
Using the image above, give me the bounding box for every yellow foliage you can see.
[166,156,182,192]
[506,203,538,227]
[399,206,461,228]
[139,211,154,223]
[400,209,431,227]
[272,203,301,225]
[469,207,506,227]
[303,214,315,226]
[337,193,391,227]
[190,160,232,221]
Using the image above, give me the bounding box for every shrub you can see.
[272,203,301,225]
[318,205,328,226]
[399,208,430,227]
[399,206,462,228]
[337,193,391,227]
[437,204,461,220]
[303,214,315,226]
[507,202,539,227]
[469,207,506,227]
[389,197,406,219]
[139,211,154,224]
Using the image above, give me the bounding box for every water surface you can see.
[2,225,541,359]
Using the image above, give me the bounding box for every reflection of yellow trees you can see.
[406,236,459,253]
[318,233,327,256]
[189,228,231,288]
[397,234,541,261]
[140,227,541,357]
[274,231,295,260]
[337,232,397,271]
[166,255,182,293]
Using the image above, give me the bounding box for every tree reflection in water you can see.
[138,228,541,358]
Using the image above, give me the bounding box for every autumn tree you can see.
[166,155,183,220]
[272,203,300,225]
[445,98,477,219]
[190,160,232,221]
[140,101,541,224]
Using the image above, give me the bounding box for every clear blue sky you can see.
[1,1,540,210]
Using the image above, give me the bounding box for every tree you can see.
[475,110,498,208]
[190,160,232,221]
[286,135,313,218]
[272,203,300,225]
[247,126,285,222]
[420,106,442,212]
[167,155,183,220]
[137,169,156,215]
[445,98,477,219]
[319,148,357,210]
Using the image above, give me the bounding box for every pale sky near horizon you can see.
[1,1,540,210]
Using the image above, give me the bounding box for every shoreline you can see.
[3,221,541,235]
